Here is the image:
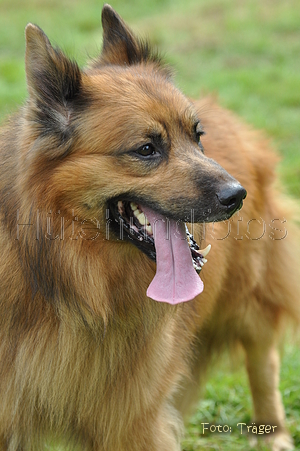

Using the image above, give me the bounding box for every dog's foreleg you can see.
[243,341,294,451]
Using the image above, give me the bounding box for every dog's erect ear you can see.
[25,24,82,155]
[96,4,161,67]
[25,24,81,106]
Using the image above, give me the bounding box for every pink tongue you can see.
[142,207,204,305]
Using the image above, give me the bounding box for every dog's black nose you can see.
[217,184,247,212]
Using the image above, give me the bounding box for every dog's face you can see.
[23,5,246,302]
[78,67,241,221]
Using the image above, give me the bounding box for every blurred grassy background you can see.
[0,0,299,449]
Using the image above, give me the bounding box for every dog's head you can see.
[23,5,246,304]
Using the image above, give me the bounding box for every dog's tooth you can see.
[202,258,208,264]
[137,212,148,225]
[130,202,138,211]
[199,244,211,258]
[145,225,153,235]
[130,225,139,233]
[117,201,123,212]
[133,209,140,218]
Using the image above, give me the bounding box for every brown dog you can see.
[0,4,299,451]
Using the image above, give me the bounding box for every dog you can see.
[0,4,299,451]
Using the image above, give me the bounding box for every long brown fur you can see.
[0,5,299,451]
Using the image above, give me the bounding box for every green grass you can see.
[182,344,300,450]
[0,1,299,449]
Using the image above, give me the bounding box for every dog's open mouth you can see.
[109,200,211,305]
[115,200,210,272]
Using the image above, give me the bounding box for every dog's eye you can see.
[194,122,205,152]
[195,123,205,144]
[136,143,157,157]
[196,130,205,143]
